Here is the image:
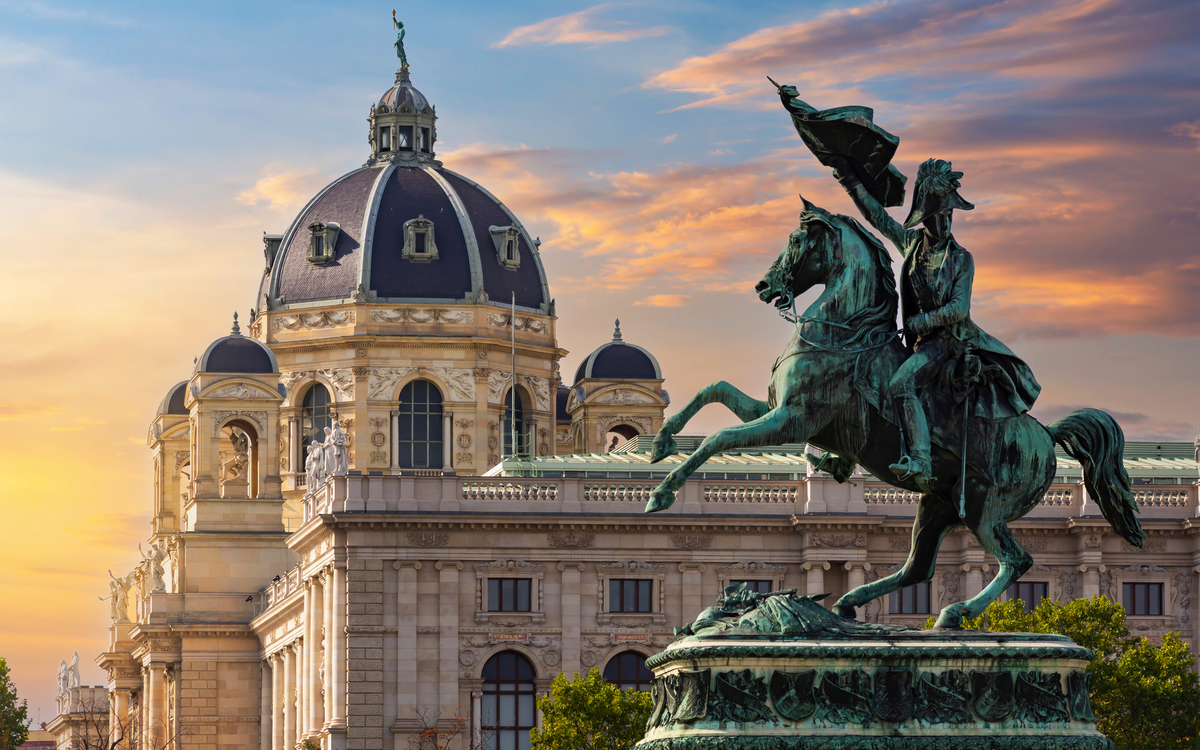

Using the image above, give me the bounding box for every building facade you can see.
[61,54,1200,750]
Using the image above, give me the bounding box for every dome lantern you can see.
[366,67,438,167]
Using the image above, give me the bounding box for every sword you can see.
[958,345,974,520]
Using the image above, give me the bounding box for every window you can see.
[481,652,536,750]
[730,580,772,595]
[1006,582,1048,614]
[502,389,528,458]
[301,384,332,457]
[1123,582,1163,616]
[488,579,531,612]
[420,127,430,153]
[609,579,652,613]
[379,126,392,152]
[306,220,340,265]
[397,125,413,151]
[489,225,521,268]
[603,652,653,692]
[401,215,438,262]
[396,379,443,469]
[890,582,930,614]
[505,238,516,262]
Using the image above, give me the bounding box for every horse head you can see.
[755,195,841,313]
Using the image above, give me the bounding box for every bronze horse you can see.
[644,199,1143,627]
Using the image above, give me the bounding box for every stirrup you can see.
[890,455,932,493]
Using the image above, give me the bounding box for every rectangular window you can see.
[414,231,426,255]
[488,578,532,612]
[889,582,931,614]
[1006,582,1048,614]
[379,127,391,152]
[505,239,516,261]
[609,579,653,613]
[398,125,414,151]
[1123,582,1163,616]
[421,127,430,153]
[730,580,772,595]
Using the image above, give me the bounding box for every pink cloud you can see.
[492,4,671,49]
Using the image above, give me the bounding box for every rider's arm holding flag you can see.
[831,156,917,257]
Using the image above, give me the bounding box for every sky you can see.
[2,0,1199,720]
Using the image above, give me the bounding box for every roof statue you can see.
[392,10,407,69]
[643,82,1146,629]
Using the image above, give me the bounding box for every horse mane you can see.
[832,212,899,348]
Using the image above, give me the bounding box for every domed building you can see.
[76,37,1200,750]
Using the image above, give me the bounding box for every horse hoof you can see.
[933,607,964,630]
[644,487,675,513]
[650,434,677,463]
[832,602,856,621]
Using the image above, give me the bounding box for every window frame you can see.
[474,561,546,625]
[1006,581,1049,614]
[889,582,932,615]
[394,378,444,470]
[729,579,773,596]
[488,578,533,612]
[716,563,787,598]
[401,214,439,262]
[608,579,653,613]
[1123,582,1164,616]
[602,651,653,692]
[481,652,537,750]
[595,562,666,626]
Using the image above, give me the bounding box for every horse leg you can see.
[934,517,1033,628]
[832,495,960,619]
[651,381,770,463]
[645,407,793,512]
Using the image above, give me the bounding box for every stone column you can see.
[471,691,483,750]
[436,561,462,715]
[111,689,129,747]
[395,561,421,724]
[961,563,988,599]
[443,411,453,469]
[323,570,334,728]
[803,561,831,600]
[558,562,583,678]
[331,563,348,729]
[391,410,401,469]
[301,583,312,735]
[310,577,325,731]
[260,661,272,750]
[1079,564,1106,599]
[679,563,704,624]
[283,646,296,750]
[147,664,165,748]
[844,562,872,621]
[290,417,299,482]
[272,654,284,750]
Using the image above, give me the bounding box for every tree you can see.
[927,596,1200,750]
[531,669,653,750]
[0,658,29,750]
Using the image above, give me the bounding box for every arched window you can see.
[481,651,536,750]
[302,384,333,454]
[397,379,443,469]
[502,388,528,458]
[603,651,653,692]
[604,423,640,452]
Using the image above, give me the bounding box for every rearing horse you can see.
[644,198,1144,627]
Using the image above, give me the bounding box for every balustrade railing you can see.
[461,482,558,501]
[582,484,654,502]
[864,486,920,504]
[1134,489,1189,507]
[1041,489,1074,506]
[703,484,799,503]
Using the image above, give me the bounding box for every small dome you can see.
[158,381,188,416]
[556,384,571,421]
[573,320,662,383]
[379,68,431,113]
[196,315,279,375]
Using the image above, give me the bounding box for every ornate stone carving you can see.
[273,310,354,331]
[556,429,571,443]
[455,452,472,465]
[888,536,912,551]
[370,308,473,324]
[486,312,547,333]
[521,375,551,411]
[281,369,354,401]
[458,649,478,667]
[369,451,387,464]
[368,367,417,400]
[670,535,712,549]
[593,388,656,404]
[547,532,595,548]
[474,560,545,570]
[212,383,275,399]
[352,366,370,382]
[487,370,511,404]
[541,649,561,667]
[599,416,651,435]
[580,651,599,667]
[406,531,449,547]
[211,410,266,436]
[174,451,190,470]
[431,367,476,401]
[809,533,868,549]
[456,433,472,448]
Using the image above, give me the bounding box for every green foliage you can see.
[927,596,1200,749]
[530,669,653,750]
[0,658,29,750]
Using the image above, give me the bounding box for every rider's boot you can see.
[890,394,934,493]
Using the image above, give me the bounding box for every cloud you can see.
[0,0,131,26]
[1168,120,1200,149]
[660,134,677,144]
[492,4,671,48]
[236,169,321,210]
[0,402,61,421]
[635,294,689,307]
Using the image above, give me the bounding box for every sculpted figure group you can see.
[304,419,349,494]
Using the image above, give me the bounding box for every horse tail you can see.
[1049,408,1145,548]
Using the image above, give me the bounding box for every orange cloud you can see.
[635,294,690,307]
[492,4,671,48]
[236,169,320,210]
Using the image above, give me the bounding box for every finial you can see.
[613,319,623,342]
[230,312,241,336]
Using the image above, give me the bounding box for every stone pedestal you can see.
[636,591,1111,750]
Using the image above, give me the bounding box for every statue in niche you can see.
[140,541,167,593]
[219,428,251,499]
[305,441,326,493]
[326,421,349,477]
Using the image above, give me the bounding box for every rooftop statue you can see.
[644,85,1146,628]
[392,10,408,69]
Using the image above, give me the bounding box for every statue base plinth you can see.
[637,629,1111,750]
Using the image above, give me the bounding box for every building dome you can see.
[158,381,188,416]
[196,315,280,374]
[255,67,550,315]
[573,320,662,383]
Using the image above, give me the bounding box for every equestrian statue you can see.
[643,82,1144,629]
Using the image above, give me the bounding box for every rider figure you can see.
[834,157,1040,493]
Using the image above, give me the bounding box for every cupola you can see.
[366,67,438,166]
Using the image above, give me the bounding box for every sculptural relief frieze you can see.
[272,310,354,332]
[593,388,656,405]
[368,367,416,400]
[486,312,547,334]
[370,308,473,325]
